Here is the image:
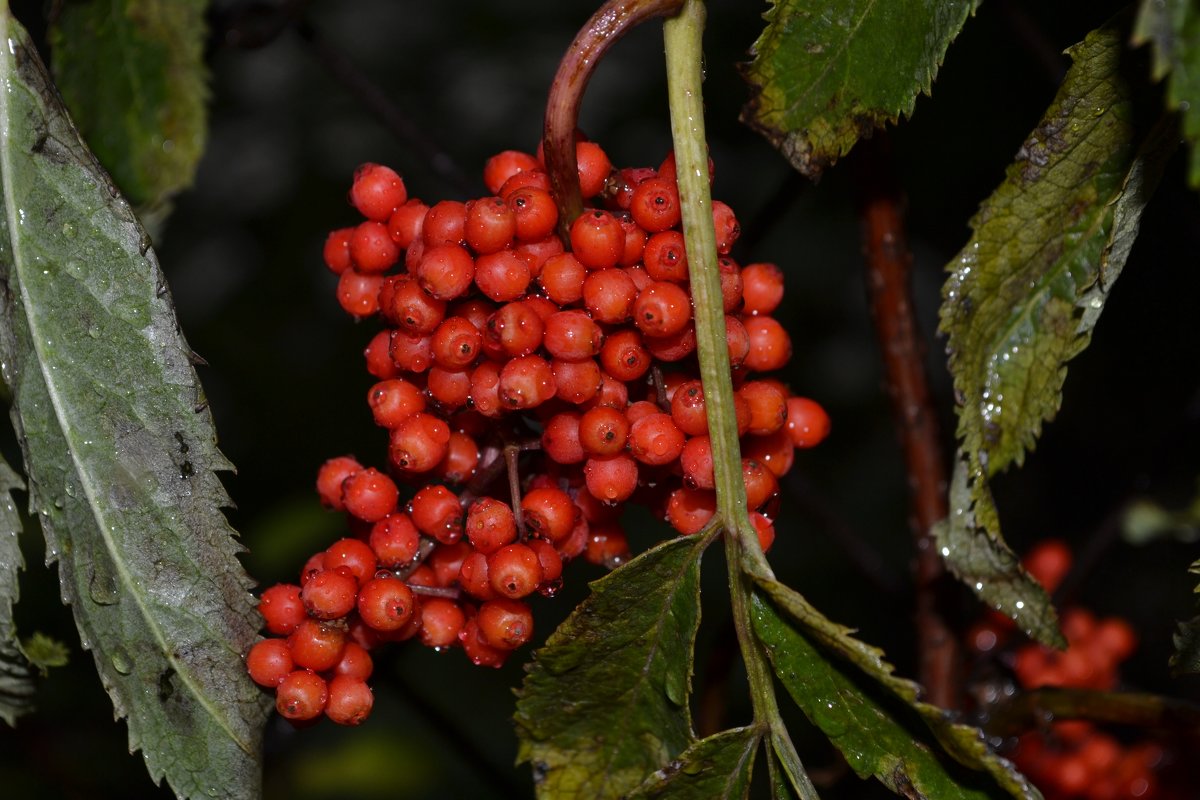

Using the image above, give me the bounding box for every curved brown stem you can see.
[855,134,961,709]
[544,0,684,241]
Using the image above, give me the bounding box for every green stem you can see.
[663,4,813,797]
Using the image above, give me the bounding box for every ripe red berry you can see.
[508,187,559,242]
[324,538,379,585]
[633,281,692,338]
[642,230,688,282]
[409,485,463,544]
[387,199,428,248]
[578,406,630,457]
[598,329,651,382]
[484,149,541,195]
[738,381,788,436]
[629,177,681,232]
[336,269,385,318]
[246,638,294,687]
[288,619,346,671]
[679,435,715,490]
[665,487,716,535]
[543,310,603,361]
[325,675,374,726]
[357,575,416,632]
[464,196,517,254]
[389,412,451,473]
[369,512,421,568]
[367,379,426,429]
[474,250,532,302]
[477,598,534,650]
[539,252,587,305]
[575,141,613,199]
[465,497,518,554]
[499,355,556,409]
[276,670,328,722]
[341,467,399,522]
[415,243,476,301]
[323,227,355,274]
[488,543,544,599]
[583,268,637,324]
[259,583,308,635]
[422,200,468,246]
[418,598,466,649]
[551,358,602,404]
[785,396,831,448]
[542,411,586,464]
[570,209,624,270]
[584,453,639,504]
[350,221,401,273]
[520,487,579,544]
[628,413,686,466]
[741,262,784,315]
[743,316,792,373]
[301,568,359,619]
[350,163,407,221]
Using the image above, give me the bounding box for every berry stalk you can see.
[663,0,810,788]
[544,0,684,240]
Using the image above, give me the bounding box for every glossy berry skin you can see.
[488,543,544,599]
[785,397,831,448]
[409,485,463,544]
[246,639,294,687]
[325,675,374,726]
[368,379,426,429]
[633,282,692,338]
[520,487,579,544]
[288,619,346,672]
[743,316,792,373]
[276,670,328,722]
[477,598,534,650]
[629,177,681,232]
[418,598,466,649]
[465,497,518,554]
[570,210,624,270]
[341,468,400,523]
[350,163,407,221]
[579,406,630,457]
[324,538,379,585]
[356,575,416,632]
[369,513,421,568]
[259,583,307,636]
[628,413,686,466]
[301,568,359,620]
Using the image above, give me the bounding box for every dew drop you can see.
[111,647,133,675]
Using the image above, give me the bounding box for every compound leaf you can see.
[1133,0,1200,186]
[0,454,33,725]
[627,726,760,800]
[514,534,710,800]
[49,0,209,220]
[937,21,1175,646]
[0,10,269,798]
[742,0,980,178]
[756,579,1040,799]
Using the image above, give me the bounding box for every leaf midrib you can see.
[0,11,250,755]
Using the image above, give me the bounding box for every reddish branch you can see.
[543,0,684,240]
[856,135,961,709]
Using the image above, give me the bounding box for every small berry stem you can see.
[664,1,806,788]
[409,584,462,601]
[544,0,685,242]
[505,442,527,535]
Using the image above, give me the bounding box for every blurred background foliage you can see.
[1,0,1197,798]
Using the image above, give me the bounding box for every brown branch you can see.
[855,134,961,709]
[543,0,684,241]
[983,687,1200,739]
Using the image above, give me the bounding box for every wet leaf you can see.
[937,22,1175,647]
[0,455,33,725]
[0,11,269,799]
[1133,0,1200,186]
[627,726,760,799]
[756,579,1040,799]
[514,534,711,800]
[49,0,209,220]
[741,0,980,178]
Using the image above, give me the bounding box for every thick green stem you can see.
[664,4,813,797]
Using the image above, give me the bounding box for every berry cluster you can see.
[246,140,830,725]
[968,541,1185,799]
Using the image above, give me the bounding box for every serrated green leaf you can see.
[0,454,33,725]
[49,0,209,218]
[1133,0,1200,186]
[756,579,1041,799]
[514,534,711,800]
[627,726,759,800]
[0,10,268,799]
[937,21,1175,647]
[741,0,980,178]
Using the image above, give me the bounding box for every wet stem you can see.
[663,0,797,766]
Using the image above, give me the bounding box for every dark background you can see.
[2,0,1198,797]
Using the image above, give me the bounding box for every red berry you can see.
[369,513,421,568]
[785,396,831,448]
[570,209,624,270]
[288,619,346,671]
[259,583,307,635]
[415,244,476,301]
[325,675,374,726]
[341,468,399,522]
[387,199,428,248]
[579,406,630,457]
[367,379,426,429]
[634,281,692,338]
[484,149,541,195]
[629,177,681,232]
[584,453,639,504]
[246,638,294,687]
[465,196,517,254]
[465,497,518,554]
[301,568,359,619]
[543,310,603,361]
[409,485,463,544]
[418,598,466,648]
[628,413,686,466]
[389,413,451,473]
[323,227,355,274]
[743,316,792,372]
[488,543,544,599]
[520,487,579,544]
[477,598,534,650]
[741,262,784,315]
[336,269,384,318]
[575,141,612,199]
[324,538,379,585]
[357,575,416,632]
[422,200,468,246]
[583,268,637,324]
[276,670,328,722]
[350,163,407,221]
[666,487,716,535]
[542,411,586,464]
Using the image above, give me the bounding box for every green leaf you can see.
[627,726,760,799]
[19,631,69,673]
[48,0,209,218]
[741,0,980,178]
[1133,0,1200,186]
[514,534,711,799]
[1171,557,1200,674]
[0,10,269,799]
[936,21,1175,647]
[0,454,34,725]
[756,579,1040,799]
